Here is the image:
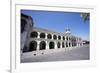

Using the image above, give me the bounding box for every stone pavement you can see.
[21,45,89,63]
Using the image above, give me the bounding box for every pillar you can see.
[54,41,57,49]
[45,33,48,39]
[37,41,40,51]
[52,34,53,40]
[60,41,62,48]
[46,41,49,50]
[37,32,40,39]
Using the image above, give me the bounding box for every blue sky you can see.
[21,10,90,41]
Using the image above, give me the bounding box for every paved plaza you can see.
[21,45,89,63]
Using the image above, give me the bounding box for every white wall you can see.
[0,0,100,73]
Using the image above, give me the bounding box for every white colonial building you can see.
[21,13,83,56]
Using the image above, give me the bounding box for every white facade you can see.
[23,27,83,56]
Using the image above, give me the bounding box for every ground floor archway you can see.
[49,41,55,49]
[57,42,60,48]
[40,41,46,50]
[29,41,37,51]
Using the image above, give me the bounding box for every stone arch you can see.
[62,42,65,48]
[40,33,45,38]
[29,41,37,51]
[47,34,52,39]
[66,37,68,40]
[30,31,38,38]
[58,35,61,40]
[39,41,46,50]
[49,41,55,49]
[57,42,60,48]
[69,42,71,47]
[53,35,57,40]
[63,36,65,40]
[66,42,68,47]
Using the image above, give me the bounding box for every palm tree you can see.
[80,13,90,22]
